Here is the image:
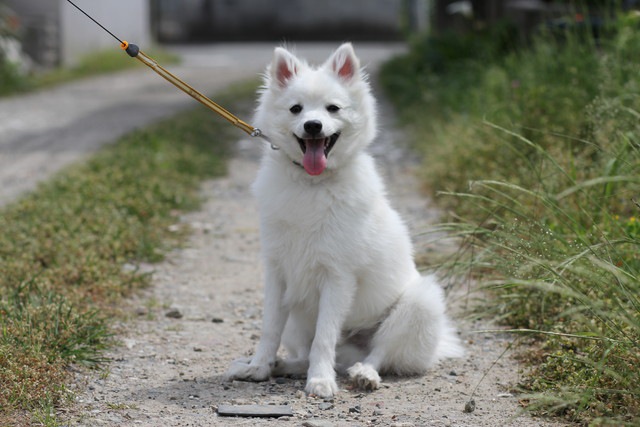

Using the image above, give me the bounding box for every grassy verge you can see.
[382,15,639,427]
[0,81,257,425]
[0,47,177,97]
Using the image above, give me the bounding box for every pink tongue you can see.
[302,139,327,176]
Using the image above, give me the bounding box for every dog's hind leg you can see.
[347,275,463,390]
[272,358,309,378]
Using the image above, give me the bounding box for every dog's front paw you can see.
[305,377,338,398]
[347,362,381,391]
[225,358,271,382]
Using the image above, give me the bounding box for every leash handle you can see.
[121,41,261,138]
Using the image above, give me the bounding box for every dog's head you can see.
[255,43,377,176]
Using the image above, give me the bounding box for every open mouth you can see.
[296,133,340,157]
[294,133,340,176]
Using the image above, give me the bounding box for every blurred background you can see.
[2,0,638,73]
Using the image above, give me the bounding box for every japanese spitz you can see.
[226,43,463,398]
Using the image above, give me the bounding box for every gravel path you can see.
[67,89,564,427]
[0,43,564,426]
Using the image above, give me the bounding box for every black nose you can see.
[304,120,323,136]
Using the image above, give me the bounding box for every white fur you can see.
[225,43,463,398]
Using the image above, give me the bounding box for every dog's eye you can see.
[289,104,303,114]
[326,105,341,113]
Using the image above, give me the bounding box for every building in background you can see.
[5,0,429,69]
[151,0,410,43]
[3,0,59,68]
[7,1,637,70]
[4,0,150,68]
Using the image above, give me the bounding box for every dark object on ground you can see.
[217,404,293,418]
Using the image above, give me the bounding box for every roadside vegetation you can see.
[0,82,255,425]
[381,12,639,427]
[0,47,177,97]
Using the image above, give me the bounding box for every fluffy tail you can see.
[370,274,464,375]
[434,312,465,361]
[420,274,465,362]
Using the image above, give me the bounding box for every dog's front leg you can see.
[226,264,288,382]
[305,278,355,398]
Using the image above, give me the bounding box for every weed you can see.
[98,367,111,381]
[0,81,257,423]
[32,400,61,427]
[0,59,30,95]
[384,11,640,426]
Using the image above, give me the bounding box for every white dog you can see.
[226,43,463,398]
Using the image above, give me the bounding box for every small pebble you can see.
[318,402,333,410]
[135,307,148,316]
[463,399,476,413]
[165,309,183,319]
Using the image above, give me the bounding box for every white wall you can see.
[60,0,151,66]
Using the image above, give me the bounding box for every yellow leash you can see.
[119,41,261,137]
[66,0,272,145]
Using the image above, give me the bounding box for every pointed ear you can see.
[325,43,360,82]
[271,47,301,88]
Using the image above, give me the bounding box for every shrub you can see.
[383,13,640,425]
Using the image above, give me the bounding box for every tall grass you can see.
[382,14,640,426]
[0,82,255,425]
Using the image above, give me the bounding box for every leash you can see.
[66,0,277,148]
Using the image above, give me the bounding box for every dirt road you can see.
[67,68,562,427]
[0,43,563,426]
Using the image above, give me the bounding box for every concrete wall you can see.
[7,0,151,67]
[60,0,151,66]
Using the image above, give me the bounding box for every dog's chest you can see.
[264,186,361,257]
[259,180,371,294]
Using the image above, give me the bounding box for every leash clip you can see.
[251,128,279,150]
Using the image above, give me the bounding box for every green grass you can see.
[0,81,257,425]
[0,60,31,95]
[0,47,178,97]
[382,13,640,427]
